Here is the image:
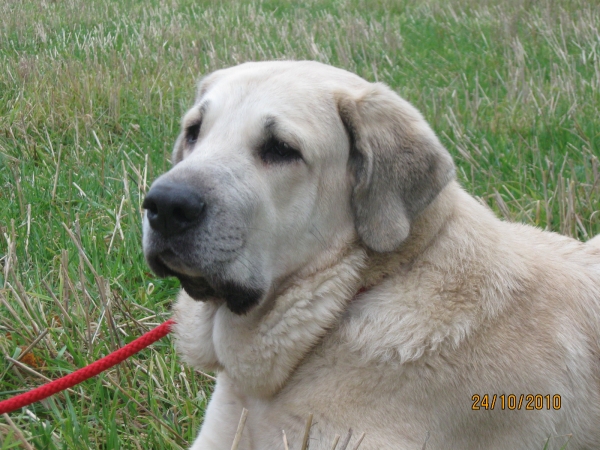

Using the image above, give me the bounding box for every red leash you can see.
[0,319,174,415]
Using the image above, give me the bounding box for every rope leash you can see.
[0,319,175,415]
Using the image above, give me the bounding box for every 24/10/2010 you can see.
[472,394,561,411]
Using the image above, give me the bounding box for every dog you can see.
[142,61,600,450]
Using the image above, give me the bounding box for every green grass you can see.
[0,0,598,448]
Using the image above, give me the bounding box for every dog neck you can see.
[212,244,367,397]
[360,181,459,290]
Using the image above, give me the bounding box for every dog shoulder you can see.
[338,185,600,367]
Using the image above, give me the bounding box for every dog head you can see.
[142,61,455,314]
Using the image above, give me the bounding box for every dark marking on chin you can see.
[178,275,261,315]
[218,282,262,315]
[178,275,218,299]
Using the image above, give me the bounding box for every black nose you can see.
[142,181,206,237]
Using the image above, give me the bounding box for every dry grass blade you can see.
[196,369,217,382]
[2,413,34,450]
[7,272,41,334]
[3,356,91,401]
[282,430,289,450]
[338,428,353,450]
[350,432,366,450]
[61,222,101,281]
[40,280,68,320]
[51,145,62,201]
[493,188,512,221]
[63,222,121,350]
[330,434,341,450]
[0,329,48,384]
[16,329,48,363]
[40,280,79,332]
[24,204,31,257]
[106,377,187,446]
[231,408,249,450]
[107,195,126,254]
[300,412,314,450]
[0,291,33,340]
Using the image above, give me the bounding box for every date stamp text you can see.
[471,394,561,410]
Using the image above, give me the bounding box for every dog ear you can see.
[337,83,455,252]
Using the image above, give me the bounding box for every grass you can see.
[0,0,599,448]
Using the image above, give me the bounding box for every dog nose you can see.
[142,181,206,237]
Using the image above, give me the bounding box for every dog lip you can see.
[149,250,199,278]
[147,254,176,278]
[177,274,219,301]
[146,251,261,313]
[147,252,218,300]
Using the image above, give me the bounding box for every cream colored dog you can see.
[141,61,600,450]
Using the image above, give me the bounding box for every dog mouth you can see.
[176,273,221,300]
[148,253,262,315]
[149,254,218,298]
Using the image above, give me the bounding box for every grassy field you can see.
[0,0,599,448]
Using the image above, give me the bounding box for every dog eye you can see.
[260,138,302,164]
[185,123,201,146]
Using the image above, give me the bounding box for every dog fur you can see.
[142,61,600,449]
